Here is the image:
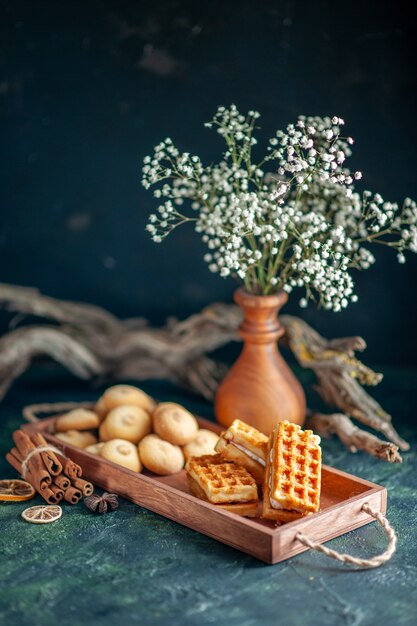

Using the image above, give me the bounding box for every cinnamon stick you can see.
[70,476,94,497]
[9,446,51,491]
[63,486,82,504]
[30,432,62,476]
[7,428,87,505]
[12,430,51,492]
[5,452,24,478]
[9,447,38,487]
[53,473,70,490]
[5,453,58,505]
[41,487,61,504]
[28,430,83,479]
[61,458,82,479]
[49,483,64,502]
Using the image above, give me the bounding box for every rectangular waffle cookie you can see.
[262,421,321,522]
[214,419,268,484]
[185,454,258,507]
[188,477,258,517]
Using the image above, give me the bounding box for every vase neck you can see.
[234,288,287,344]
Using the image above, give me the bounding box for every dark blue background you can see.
[1,0,416,364]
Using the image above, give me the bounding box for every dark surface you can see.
[0,366,416,626]
[1,0,417,364]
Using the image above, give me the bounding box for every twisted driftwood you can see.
[0,283,408,463]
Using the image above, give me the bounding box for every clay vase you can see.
[215,287,306,434]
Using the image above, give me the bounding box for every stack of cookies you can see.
[53,385,220,476]
[185,419,322,520]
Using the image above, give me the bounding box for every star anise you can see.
[84,492,119,514]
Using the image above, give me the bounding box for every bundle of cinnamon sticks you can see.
[6,429,94,504]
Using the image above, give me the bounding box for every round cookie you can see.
[55,430,97,449]
[94,396,108,422]
[98,419,111,442]
[55,409,100,433]
[182,429,220,460]
[100,385,155,415]
[138,434,184,475]
[101,405,152,444]
[85,442,105,456]
[101,439,142,472]
[152,403,198,446]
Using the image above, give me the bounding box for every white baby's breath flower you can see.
[142,106,417,309]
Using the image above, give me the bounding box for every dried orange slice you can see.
[21,505,62,524]
[0,479,36,502]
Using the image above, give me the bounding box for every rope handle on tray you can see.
[22,402,95,423]
[295,502,397,568]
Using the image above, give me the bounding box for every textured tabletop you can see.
[0,366,416,626]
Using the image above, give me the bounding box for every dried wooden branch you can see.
[0,283,408,462]
[282,315,409,452]
[307,411,402,463]
[0,326,101,398]
[0,285,237,401]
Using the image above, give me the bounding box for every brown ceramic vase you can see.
[215,287,306,434]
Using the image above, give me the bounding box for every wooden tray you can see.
[22,414,387,565]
